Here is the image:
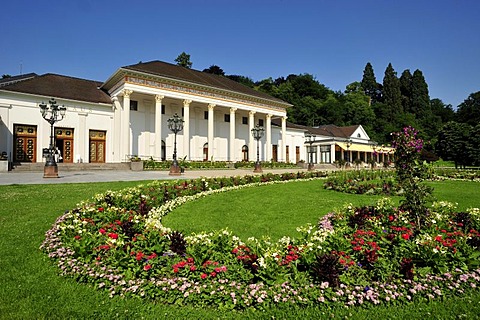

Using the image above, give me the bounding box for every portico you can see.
[102,61,291,163]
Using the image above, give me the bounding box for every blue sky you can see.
[1,0,479,108]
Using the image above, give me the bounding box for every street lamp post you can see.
[305,132,316,171]
[39,98,66,178]
[251,124,264,173]
[167,113,184,175]
[345,139,352,166]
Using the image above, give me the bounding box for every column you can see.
[266,114,272,162]
[281,116,287,162]
[248,111,256,161]
[155,95,164,160]
[122,89,133,161]
[183,99,191,160]
[112,97,121,162]
[208,104,215,161]
[229,107,237,162]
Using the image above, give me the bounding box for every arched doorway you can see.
[203,143,208,161]
[161,140,166,161]
[242,145,249,161]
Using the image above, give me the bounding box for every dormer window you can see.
[357,133,361,138]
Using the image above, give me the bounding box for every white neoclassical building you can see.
[0,60,388,169]
[0,61,301,165]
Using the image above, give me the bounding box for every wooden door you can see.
[89,130,106,163]
[296,146,300,163]
[13,124,37,162]
[286,145,290,163]
[272,145,278,162]
[55,128,74,163]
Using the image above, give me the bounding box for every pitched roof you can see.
[1,73,112,104]
[119,60,289,106]
[271,118,361,138]
[0,73,37,87]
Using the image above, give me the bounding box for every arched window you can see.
[242,145,249,161]
[203,143,208,161]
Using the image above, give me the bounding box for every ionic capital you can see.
[208,103,216,110]
[230,107,237,113]
[249,110,256,116]
[155,95,164,103]
[183,99,192,107]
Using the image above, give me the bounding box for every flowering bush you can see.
[41,170,480,310]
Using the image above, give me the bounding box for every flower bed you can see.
[41,171,480,310]
[323,170,400,195]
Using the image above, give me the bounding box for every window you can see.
[258,119,264,126]
[242,145,249,161]
[161,105,165,114]
[242,116,248,125]
[204,111,208,120]
[224,114,230,122]
[357,133,361,138]
[130,100,138,111]
[319,145,331,163]
[181,107,184,117]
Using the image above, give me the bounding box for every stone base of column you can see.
[308,163,315,171]
[43,164,59,178]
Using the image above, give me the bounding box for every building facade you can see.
[0,60,391,169]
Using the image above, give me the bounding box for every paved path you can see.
[0,168,314,185]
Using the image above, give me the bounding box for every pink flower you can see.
[99,228,106,234]
[201,273,207,279]
[144,264,151,271]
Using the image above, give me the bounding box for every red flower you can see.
[136,252,144,261]
[173,268,179,273]
[210,271,217,277]
[401,233,410,240]
[99,228,106,234]
[144,264,151,271]
[74,235,81,240]
[201,273,207,279]
[108,233,118,239]
[98,207,104,212]
[190,266,196,271]
[389,215,394,222]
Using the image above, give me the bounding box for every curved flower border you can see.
[41,173,480,310]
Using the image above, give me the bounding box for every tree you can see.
[2,74,12,79]
[430,98,455,123]
[435,121,472,168]
[456,91,480,126]
[382,63,402,122]
[175,52,192,68]
[469,124,480,166]
[399,69,413,113]
[226,75,255,88]
[203,65,225,76]
[411,69,430,118]
[360,62,380,104]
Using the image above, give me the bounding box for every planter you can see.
[0,160,8,172]
[130,161,144,171]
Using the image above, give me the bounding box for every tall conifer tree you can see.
[411,69,430,118]
[360,62,379,104]
[399,69,413,113]
[382,63,402,121]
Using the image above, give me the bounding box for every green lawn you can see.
[1,179,479,319]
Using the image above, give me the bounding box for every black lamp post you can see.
[167,113,184,175]
[39,98,66,178]
[305,132,316,171]
[251,124,264,173]
[345,139,352,164]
